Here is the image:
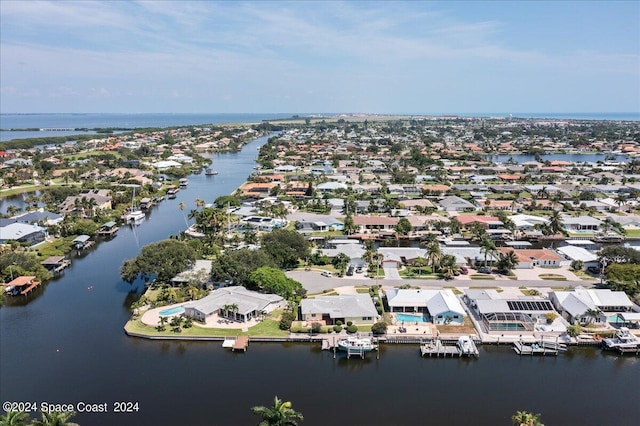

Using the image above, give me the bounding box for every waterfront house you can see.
[170,260,213,287]
[499,248,563,268]
[0,222,47,246]
[352,216,398,234]
[300,294,378,326]
[549,289,635,325]
[464,289,560,333]
[438,196,476,212]
[1,276,41,296]
[385,289,466,324]
[562,215,603,233]
[183,286,286,323]
[556,245,599,270]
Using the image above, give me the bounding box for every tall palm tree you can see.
[479,236,497,268]
[424,241,442,272]
[438,254,459,279]
[251,396,304,426]
[512,410,544,426]
[0,410,30,426]
[548,210,564,235]
[497,250,519,274]
[31,410,79,426]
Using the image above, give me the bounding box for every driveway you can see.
[383,267,401,280]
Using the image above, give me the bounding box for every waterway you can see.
[1,135,639,426]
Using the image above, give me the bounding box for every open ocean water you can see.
[1,112,638,142]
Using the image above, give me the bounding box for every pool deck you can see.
[140,304,260,331]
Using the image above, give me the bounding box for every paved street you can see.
[286,270,596,295]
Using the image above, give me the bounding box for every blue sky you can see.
[1,1,638,114]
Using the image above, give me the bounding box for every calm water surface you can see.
[1,135,639,426]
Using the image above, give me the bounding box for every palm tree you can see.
[0,410,30,426]
[497,250,519,274]
[251,396,304,426]
[479,236,497,268]
[31,410,79,426]
[584,308,602,325]
[512,410,544,426]
[548,210,564,235]
[438,254,459,279]
[424,241,442,272]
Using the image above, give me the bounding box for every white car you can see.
[321,271,332,278]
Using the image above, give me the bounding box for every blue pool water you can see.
[159,306,185,317]
[396,313,427,323]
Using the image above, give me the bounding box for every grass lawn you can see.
[125,316,289,338]
[520,289,542,296]
[470,274,495,280]
[62,150,122,160]
[355,287,371,294]
[539,274,567,281]
[444,286,463,295]
[623,228,640,237]
[436,317,477,335]
[33,237,76,258]
[0,184,46,197]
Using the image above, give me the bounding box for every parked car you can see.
[460,266,469,275]
[355,266,363,273]
[346,265,354,276]
[478,267,492,274]
[321,271,332,278]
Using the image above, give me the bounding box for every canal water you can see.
[1,135,639,426]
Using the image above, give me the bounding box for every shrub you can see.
[545,312,558,324]
[333,325,342,333]
[346,324,358,333]
[279,311,296,330]
[371,321,388,335]
[347,321,353,327]
[336,320,343,326]
[311,322,322,334]
[567,324,583,337]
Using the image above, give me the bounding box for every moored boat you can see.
[205,168,218,175]
[602,327,640,351]
[179,178,189,187]
[337,336,377,352]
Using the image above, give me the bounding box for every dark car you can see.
[478,267,492,274]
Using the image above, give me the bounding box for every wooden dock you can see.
[513,340,566,356]
[420,338,479,358]
[232,336,249,352]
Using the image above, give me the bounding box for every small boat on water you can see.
[456,336,480,356]
[337,336,377,352]
[179,178,189,187]
[602,327,640,352]
[205,168,218,175]
[121,187,145,223]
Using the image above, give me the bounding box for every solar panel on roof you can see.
[507,300,553,311]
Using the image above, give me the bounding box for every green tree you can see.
[31,410,79,426]
[120,239,197,284]
[512,410,544,426]
[479,236,498,268]
[424,240,442,272]
[210,248,276,285]
[548,210,564,235]
[261,229,309,269]
[0,410,30,426]
[251,396,304,426]
[496,250,519,274]
[332,253,350,275]
[394,217,412,236]
[438,254,459,279]
[249,266,305,300]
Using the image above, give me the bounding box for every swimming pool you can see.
[395,313,427,323]
[159,306,185,317]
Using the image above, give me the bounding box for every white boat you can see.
[602,327,640,350]
[121,187,145,224]
[179,178,189,187]
[456,336,479,356]
[337,336,377,352]
[205,168,218,175]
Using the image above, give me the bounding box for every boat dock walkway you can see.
[420,338,479,358]
[513,340,567,356]
[232,336,249,352]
